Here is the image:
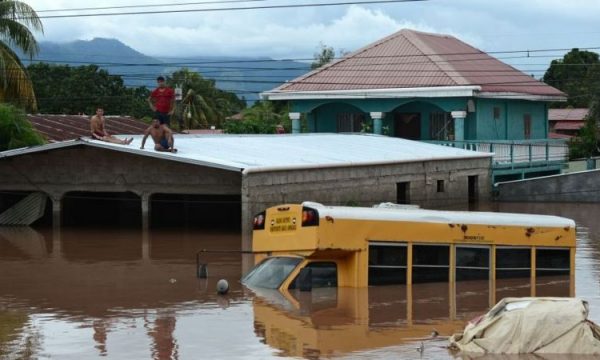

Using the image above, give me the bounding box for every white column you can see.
[451,111,467,141]
[370,112,384,135]
[289,112,301,134]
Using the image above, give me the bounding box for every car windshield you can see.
[242,257,302,289]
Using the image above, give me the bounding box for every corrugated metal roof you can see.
[273,29,564,98]
[27,114,148,142]
[0,133,492,173]
[548,108,589,121]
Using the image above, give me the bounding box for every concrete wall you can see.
[496,169,600,202]
[0,146,241,199]
[241,157,491,250]
[475,99,547,140]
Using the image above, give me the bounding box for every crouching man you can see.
[140,119,177,153]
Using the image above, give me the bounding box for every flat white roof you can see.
[305,202,576,228]
[0,133,491,173]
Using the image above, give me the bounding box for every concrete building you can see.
[548,108,589,139]
[262,29,568,182]
[0,134,492,248]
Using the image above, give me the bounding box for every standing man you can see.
[148,76,175,127]
[90,107,132,145]
[140,119,177,153]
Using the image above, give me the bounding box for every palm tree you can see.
[181,88,216,130]
[0,1,43,110]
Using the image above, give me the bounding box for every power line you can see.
[36,0,429,19]
[20,46,600,65]
[36,0,269,13]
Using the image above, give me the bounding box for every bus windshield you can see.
[242,257,302,289]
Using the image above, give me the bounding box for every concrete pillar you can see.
[141,193,151,229]
[51,196,62,228]
[370,112,384,135]
[451,111,467,141]
[51,195,62,259]
[289,112,301,134]
[142,226,150,261]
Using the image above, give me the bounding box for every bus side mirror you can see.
[298,267,312,292]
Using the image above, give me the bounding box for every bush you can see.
[0,104,45,151]
[568,99,599,159]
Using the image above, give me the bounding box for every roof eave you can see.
[0,139,244,173]
[476,92,567,102]
[261,86,481,101]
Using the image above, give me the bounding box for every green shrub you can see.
[0,104,45,151]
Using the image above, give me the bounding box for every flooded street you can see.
[1,202,599,359]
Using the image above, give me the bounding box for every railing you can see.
[425,139,569,168]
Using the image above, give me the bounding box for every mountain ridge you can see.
[19,38,310,102]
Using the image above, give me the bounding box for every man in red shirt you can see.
[148,76,175,127]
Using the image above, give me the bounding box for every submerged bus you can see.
[242,202,576,293]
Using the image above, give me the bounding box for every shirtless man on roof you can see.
[90,107,133,145]
[140,119,177,153]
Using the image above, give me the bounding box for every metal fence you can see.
[426,139,569,168]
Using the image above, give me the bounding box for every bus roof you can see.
[303,202,576,228]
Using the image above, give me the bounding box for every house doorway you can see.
[394,113,421,139]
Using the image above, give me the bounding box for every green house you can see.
[262,29,568,182]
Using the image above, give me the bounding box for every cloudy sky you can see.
[26,0,600,69]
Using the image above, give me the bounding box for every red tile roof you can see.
[554,121,584,131]
[548,108,589,121]
[276,29,564,97]
[549,132,573,139]
[27,114,148,142]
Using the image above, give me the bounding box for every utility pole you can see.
[175,86,183,131]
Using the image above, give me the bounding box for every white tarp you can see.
[449,297,600,355]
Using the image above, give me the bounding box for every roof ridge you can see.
[274,29,409,92]
[402,30,470,86]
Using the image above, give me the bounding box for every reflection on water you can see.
[0,202,599,359]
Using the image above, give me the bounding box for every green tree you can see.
[311,42,336,70]
[0,1,43,110]
[568,98,600,159]
[27,63,150,117]
[543,49,600,108]
[0,103,45,151]
[223,100,290,134]
[168,68,245,130]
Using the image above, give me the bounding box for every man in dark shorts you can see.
[90,107,132,145]
[140,119,177,153]
[147,76,175,126]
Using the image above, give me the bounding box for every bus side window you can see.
[289,262,338,289]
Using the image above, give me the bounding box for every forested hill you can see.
[18,38,310,102]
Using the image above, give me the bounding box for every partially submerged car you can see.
[449,297,600,355]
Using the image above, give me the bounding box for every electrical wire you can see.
[35,0,429,19]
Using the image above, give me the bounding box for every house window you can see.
[493,107,501,120]
[437,180,445,193]
[337,112,365,132]
[429,112,454,140]
[524,114,532,139]
[396,182,410,204]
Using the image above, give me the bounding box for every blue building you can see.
[262,29,568,182]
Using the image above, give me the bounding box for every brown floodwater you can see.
[0,202,599,359]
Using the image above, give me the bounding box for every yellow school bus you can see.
[242,202,576,293]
